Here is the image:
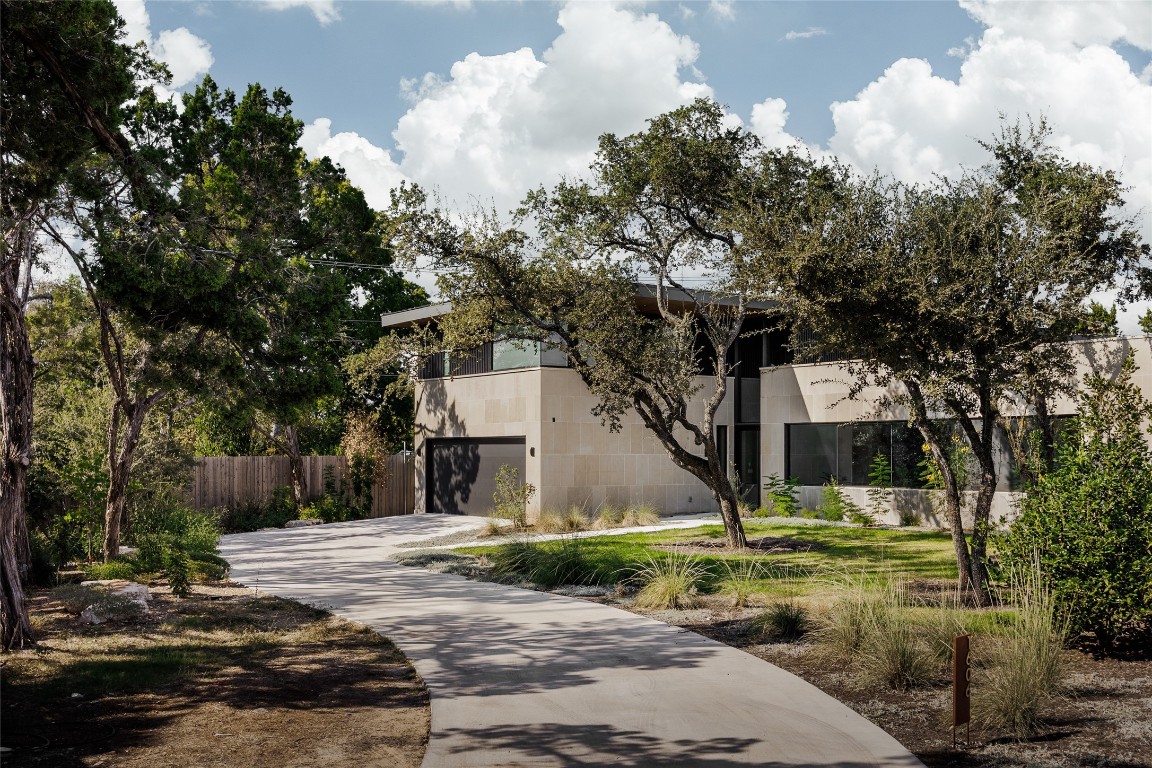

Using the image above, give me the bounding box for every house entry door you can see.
[734,426,760,508]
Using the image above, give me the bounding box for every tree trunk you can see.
[102,394,155,562]
[1,220,35,649]
[284,424,307,507]
[714,479,748,549]
[905,381,989,606]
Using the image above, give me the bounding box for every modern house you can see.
[382,293,1152,525]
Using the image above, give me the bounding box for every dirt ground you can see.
[612,594,1152,768]
[1,582,429,768]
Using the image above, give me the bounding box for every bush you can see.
[83,560,138,581]
[815,478,862,523]
[217,487,298,533]
[1001,354,1152,651]
[492,464,535,529]
[299,494,363,524]
[762,474,800,517]
[620,504,660,527]
[628,554,707,610]
[166,550,192,598]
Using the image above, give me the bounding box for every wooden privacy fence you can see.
[188,454,415,517]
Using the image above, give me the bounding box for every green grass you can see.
[459,521,959,598]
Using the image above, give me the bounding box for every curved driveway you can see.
[220,516,924,768]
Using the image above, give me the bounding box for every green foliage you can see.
[1070,300,1119,337]
[1139,308,1152,335]
[864,453,892,524]
[492,464,535,529]
[1001,354,1152,650]
[719,560,765,608]
[298,493,366,524]
[487,537,603,588]
[815,477,861,523]
[83,560,137,581]
[752,601,809,641]
[166,550,192,598]
[216,487,298,533]
[628,554,708,610]
[762,474,800,517]
[974,563,1068,737]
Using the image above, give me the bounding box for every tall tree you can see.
[761,121,1148,603]
[1,0,147,649]
[391,100,826,548]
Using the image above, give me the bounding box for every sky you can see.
[110,0,1152,329]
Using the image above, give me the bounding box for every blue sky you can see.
[112,0,1152,326]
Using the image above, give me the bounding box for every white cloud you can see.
[783,27,828,41]
[113,0,213,89]
[299,118,408,211]
[259,0,341,26]
[708,0,734,20]
[827,1,1152,332]
[959,0,1152,52]
[386,1,709,212]
[678,4,696,21]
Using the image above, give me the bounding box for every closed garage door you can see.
[427,437,526,515]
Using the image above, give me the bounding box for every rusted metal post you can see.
[953,633,971,748]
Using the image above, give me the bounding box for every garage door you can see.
[426,437,526,515]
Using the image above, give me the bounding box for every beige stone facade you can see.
[414,367,731,518]
[760,335,1152,526]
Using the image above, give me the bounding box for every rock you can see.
[79,605,106,625]
[285,519,322,528]
[81,579,152,605]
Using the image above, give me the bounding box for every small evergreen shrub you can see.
[166,550,192,598]
[816,478,862,523]
[762,474,800,517]
[864,453,892,524]
[83,560,138,581]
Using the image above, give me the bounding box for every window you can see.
[787,420,933,488]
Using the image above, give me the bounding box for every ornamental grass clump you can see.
[487,536,600,588]
[620,504,661,528]
[974,562,1068,737]
[718,559,765,608]
[629,554,708,610]
[752,601,810,641]
[856,579,935,690]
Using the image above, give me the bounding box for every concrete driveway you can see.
[220,515,925,768]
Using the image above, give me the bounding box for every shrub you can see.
[299,494,361,524]
[166,550,192,598]
[51,583,145,621]
[974,563,1068,736]
[628,554,707,610]
[898,508,921,527]
[864,453,892,524]
[752,601,809,641]
[1001,354,1152,651]
[51,583,109,613]
[492,464,535,529]
[83,560,138,581]
[216,487,297,533]
[762,474,800,517]
[535,508,588,533]
[816,478,861,523]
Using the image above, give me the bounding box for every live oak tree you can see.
[1,0,149,649]
[390,100,825,548]
[761,121,1148,604]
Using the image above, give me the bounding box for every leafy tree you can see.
[1002,353,1152,651]
[761,121,1148,603]
[865,453,892,524]
[1,0,151,649]
[1138,308,1152,335]
[390,100,826,548]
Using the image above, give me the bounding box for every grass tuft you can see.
[973,563,1068,737]
[718,559,765,608]
[628,554,708,610]
[751,600,809,641]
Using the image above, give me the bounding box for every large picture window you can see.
[786,421,930,488]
